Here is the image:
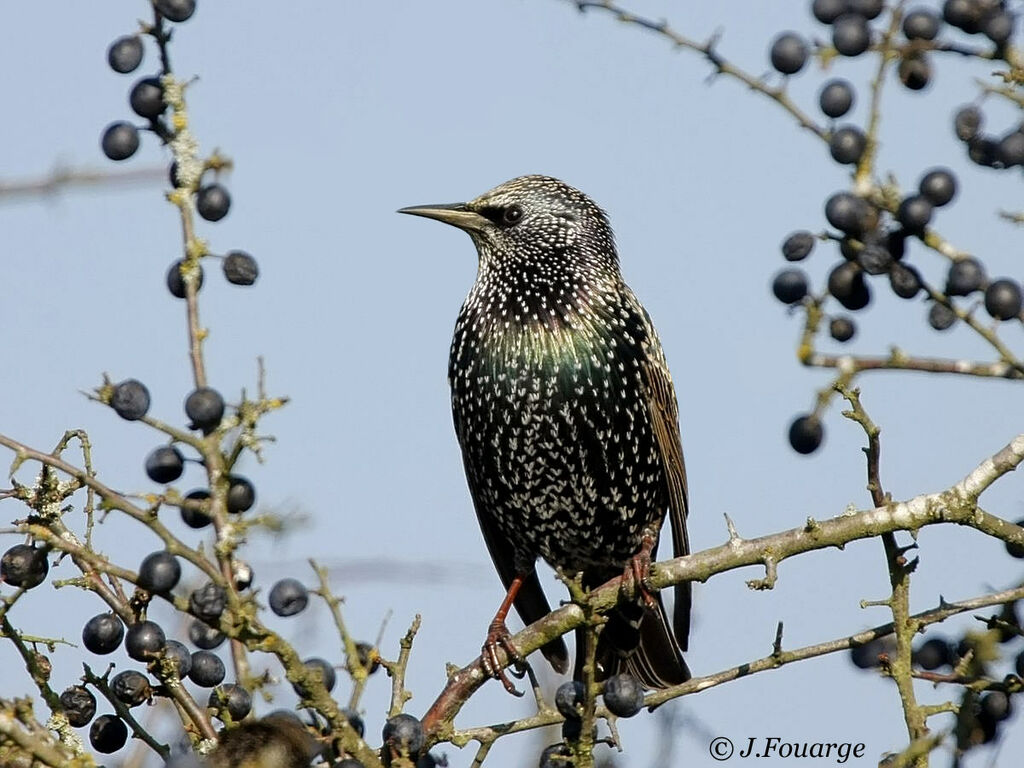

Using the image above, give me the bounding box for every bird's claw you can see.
[626,534,659,610]
[481,620,525,696]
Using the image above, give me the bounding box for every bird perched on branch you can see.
[400,175,691,690]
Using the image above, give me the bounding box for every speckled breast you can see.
[449,302,667,575]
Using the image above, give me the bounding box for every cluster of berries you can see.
[537,674,646,766]
[847,593,1024,751]
[99,1,259,296]
[762,1,1022,455]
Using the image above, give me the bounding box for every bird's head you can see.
[399,175,618,274]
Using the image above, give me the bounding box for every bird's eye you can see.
[502,205,523,226]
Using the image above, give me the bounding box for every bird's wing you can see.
[640,344,691,651]
[454,437,571,673]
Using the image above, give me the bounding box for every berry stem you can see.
[569,0,828,141]
[853,3,904,194]
[81,664,170,759]
[310,559,373,709]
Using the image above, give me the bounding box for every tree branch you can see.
[421,432,1024,743]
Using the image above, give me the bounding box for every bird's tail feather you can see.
[574,593,689,689]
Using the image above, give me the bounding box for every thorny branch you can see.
[2,2,1023,766]
[837,385,927,756]
[420,431,1024,746]
[6,426,1022,762]
[0,6,380,766]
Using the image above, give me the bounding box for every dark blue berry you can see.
[812,0,846,24]
[782,230,815,261]
[166,259,204,299]
[828,261,871,311]
[946,258,985,295]
[819,79,855,118]
[898,55,931,91]
[770,32,808,74]
[107,36,143,73]
[188,650,226,687]
[223,250,259,285]
[137,550,181,593]
[602,673,644,717]
[293,657,337,696]
[269,578,308,616]
[145,445,184,484]
[155,0,197,22]
[903,9,941,40]
[889,263,922,299]
[111,379,150,420]
[197,183,231,222]
[188,618,226,649]
[555,680,584,720]
[984,279,1023,320]
[829,125,866,164]
[919,168,957,206]
[829,316,856,342]
[383,714,425,760]
[90,714,128,753]
[772,268,809,304]
[181,489,212,529]
[954,105,982,141]
[129,76,165,119]
[928,302,956,331]
[111,670,150,706]
[1,544,48,588]
[209,683,252,721]
[189,582,227,622]
[227,475,256,513]
[789,414,824,454]
[825,192,870,236]
[1005,517,1024,558]
[164,639,193,678]
[125,621,166,661]
[912,637,951,670]
[82,614,124,655]
[833,14,871,56]
[185,387,225,432]
[897,195,932,234]
[101,122,139,161]
[60,685,97,727]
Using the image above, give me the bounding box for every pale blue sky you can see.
[1,2,1022,767]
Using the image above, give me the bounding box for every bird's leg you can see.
[482,574,526,696]
[624,529,659,610]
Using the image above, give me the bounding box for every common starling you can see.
[400,175,691,689]
[205,712,322,768]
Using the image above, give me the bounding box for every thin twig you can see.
[0,165,165,202]
[837,385,928,752]
[310,560,368,709]
[383,616,421,718]
[567,0,827,140]
[82,665,169,759]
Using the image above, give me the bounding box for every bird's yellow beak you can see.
[397,203,490,233]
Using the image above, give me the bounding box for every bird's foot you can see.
[481,619,525,696]
[624,532,659,610]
